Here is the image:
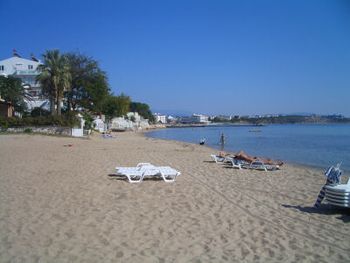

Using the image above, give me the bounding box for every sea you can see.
[146,124,350,172]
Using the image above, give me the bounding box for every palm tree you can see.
[36,50,71,115]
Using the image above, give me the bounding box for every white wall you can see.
[0,56,41,76]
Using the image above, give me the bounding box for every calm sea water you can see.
[147,124,350,172]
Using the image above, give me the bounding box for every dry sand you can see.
[0,132,349,262]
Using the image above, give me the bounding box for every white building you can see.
[153,113,167,124]
[127,112,141,122]
[0,51,48,110]
[167,115,177,123]
[180,114,210,124]
[110,112,150,131]
[193,114,209,123]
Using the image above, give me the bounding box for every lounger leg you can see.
[230,160,242,170]
[126,174,143,183]
[160,172,176,183]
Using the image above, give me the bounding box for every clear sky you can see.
[1,0,349,116]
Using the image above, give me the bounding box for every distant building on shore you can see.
[0,50,48,111]
[179,114,210,124]
[167,115,177,123]
[153,113,167,124]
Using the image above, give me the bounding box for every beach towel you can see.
[314,164,342,207]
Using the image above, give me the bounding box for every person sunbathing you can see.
[218,151,229,158]
[234,150,284,166]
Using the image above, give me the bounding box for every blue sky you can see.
[1,0,349,116]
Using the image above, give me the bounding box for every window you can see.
[0,65,4,71]
[28,65,33,70]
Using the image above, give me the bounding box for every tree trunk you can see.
[57,95,62,115]
[53,83,58,116]
[50,97,55,115]
[67,96,72,112]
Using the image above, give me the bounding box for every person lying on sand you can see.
[234,150,284,166]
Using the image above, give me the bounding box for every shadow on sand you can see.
[107,173,126,181]
[282,204,350,223]
[203,160,215,163]
[107,173,170,182]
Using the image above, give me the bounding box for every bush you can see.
[0,117,8,130]
[24,128,32,133]
[0,114,80,128]
[81,112,94,130]
[31,107,50,117]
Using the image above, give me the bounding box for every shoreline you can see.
[143,130,330,173]
[1,133,349,262]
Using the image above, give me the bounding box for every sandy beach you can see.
[0,132,349,262]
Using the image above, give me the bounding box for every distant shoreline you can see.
[165,122,350,128]
[146,123,350,172]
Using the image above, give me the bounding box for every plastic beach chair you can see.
[324,172,350,208]
[210,154,225,163]
[115,164,181,183]
[115,163,156,183]
[228,157,245,170]
[252,161,280,171]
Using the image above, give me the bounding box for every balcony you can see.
[14,70,39,76]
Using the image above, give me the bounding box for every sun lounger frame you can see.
[115,164,181,183]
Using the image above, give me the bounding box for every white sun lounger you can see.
[210,154,225,163]
[227,157,244,170]
[116,163,154,173]
[248,160,269,171]
[228,158,280,171]
[247,160,280,171]
[115,164,181,183]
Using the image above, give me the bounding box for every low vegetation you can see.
[0,114,80,129]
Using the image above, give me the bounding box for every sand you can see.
[0,132,349,262]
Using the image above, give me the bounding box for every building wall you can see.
[191,114,209,123]
[154,115,167,123]
[0,56,42,100]
[0,56,41,76]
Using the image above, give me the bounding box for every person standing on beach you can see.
[219,132,225,151]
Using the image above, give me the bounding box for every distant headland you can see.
[154,113,350,128]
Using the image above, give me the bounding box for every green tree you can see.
[36,50,71,115]
[65,53,110,112]
[102,94,131,120]
[129,102,155,122]
[0,76,28,113]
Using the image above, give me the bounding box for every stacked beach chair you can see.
[325,180,350,208]
[315,163,350,208]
